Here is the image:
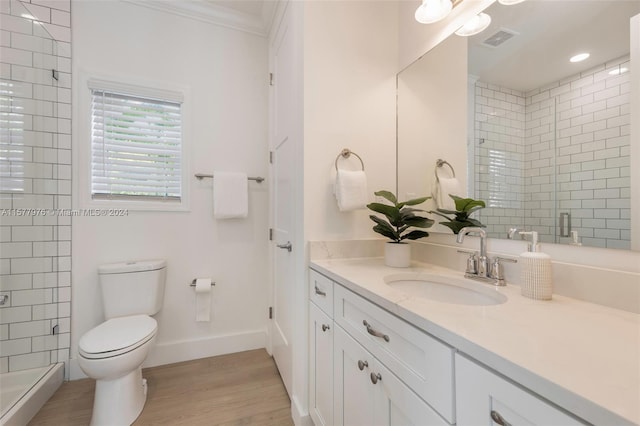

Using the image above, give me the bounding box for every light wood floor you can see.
[29,349,294,426]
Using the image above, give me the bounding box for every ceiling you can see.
[468,0,640,92]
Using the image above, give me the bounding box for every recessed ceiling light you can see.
[609,67,629,76]
[569,53,590,63]
[498,0,526,4]
[455,13,492,37]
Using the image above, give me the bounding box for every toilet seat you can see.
[79,315,157,360]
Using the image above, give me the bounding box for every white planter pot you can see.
[384,242,411,268]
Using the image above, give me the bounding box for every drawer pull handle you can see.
[357,360,368,371]
[490,410,512,426]
[370,372,382,384]
[314,285,326,297]
[363,320,390,342]
[321,324,330,332]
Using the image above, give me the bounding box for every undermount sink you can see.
[384,273,507,306]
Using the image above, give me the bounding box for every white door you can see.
[269,1,296,397]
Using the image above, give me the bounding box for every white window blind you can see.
[90,89,183,201]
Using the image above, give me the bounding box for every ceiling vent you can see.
[481,28,519,48]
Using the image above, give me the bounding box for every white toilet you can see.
[78,259,167,426]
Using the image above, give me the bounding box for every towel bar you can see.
[434,159,455,182]
[195,174,264,183]
[335,148,365,172]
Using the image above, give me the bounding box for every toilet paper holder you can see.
[190,279,216,287]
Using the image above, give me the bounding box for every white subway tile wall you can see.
[0,0,71,373]
[474,56,630,249]
[474,81,526,238]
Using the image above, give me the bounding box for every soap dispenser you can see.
[518,231,553,300]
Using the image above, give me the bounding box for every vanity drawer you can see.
[334,284,455,423]
[456,354,586,425]
[309,269,334,317]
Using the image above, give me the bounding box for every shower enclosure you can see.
[472,56,631,250]
[1,0,71,421]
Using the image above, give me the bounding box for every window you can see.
[89,80,184,204]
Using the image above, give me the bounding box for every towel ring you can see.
[434,159,455,182]
[335,148,365,172]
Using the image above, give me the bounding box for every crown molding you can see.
[123,0,273,37]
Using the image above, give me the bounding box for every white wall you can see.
[303,0,399,242]
[71,0,269,378]
[397,34,468,230]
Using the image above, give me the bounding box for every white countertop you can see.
[310,257,640,425]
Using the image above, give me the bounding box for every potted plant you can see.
[429,195,486,234]
[367,190,434,267]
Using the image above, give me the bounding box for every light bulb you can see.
[455,13,492,36]
[415,0,453,24]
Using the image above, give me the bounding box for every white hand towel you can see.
[335,170,368,212]
[434,177,462,210]
[213,171,248,219]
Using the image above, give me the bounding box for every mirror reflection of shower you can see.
[472,56,631,250]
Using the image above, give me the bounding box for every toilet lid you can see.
[79,315,157,359]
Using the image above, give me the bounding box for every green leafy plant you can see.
[367,190,434,243]
[429,195,486,234]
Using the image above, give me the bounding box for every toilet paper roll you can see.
[195,278,212,322]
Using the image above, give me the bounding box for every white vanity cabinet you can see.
[309,268,454,426]
[455,354,586,425]
[334,325,449,426]
[333,284,455,424]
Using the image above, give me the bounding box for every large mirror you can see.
[397,0,640,251]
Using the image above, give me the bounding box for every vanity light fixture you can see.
[415,0,453,24]
[498,0,526,5]
[455,12,492,36]
[569,53,590,63]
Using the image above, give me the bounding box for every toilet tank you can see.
[98,259,167,319]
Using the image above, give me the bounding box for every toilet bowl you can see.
[79,315,158,426]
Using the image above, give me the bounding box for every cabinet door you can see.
[373,359,450,426]
[335,326,449,426]
[309,303,334,426]
[456,354,585,425]
[334,325,379,426]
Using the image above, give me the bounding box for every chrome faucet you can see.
[456,227,516,286]
[457,227,490,279]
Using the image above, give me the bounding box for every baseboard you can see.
[69,329,267,380]
[291,395,313,426]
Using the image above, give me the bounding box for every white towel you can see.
[335,170,368,212]
[213,171,248,219]
[434,177,462,210]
